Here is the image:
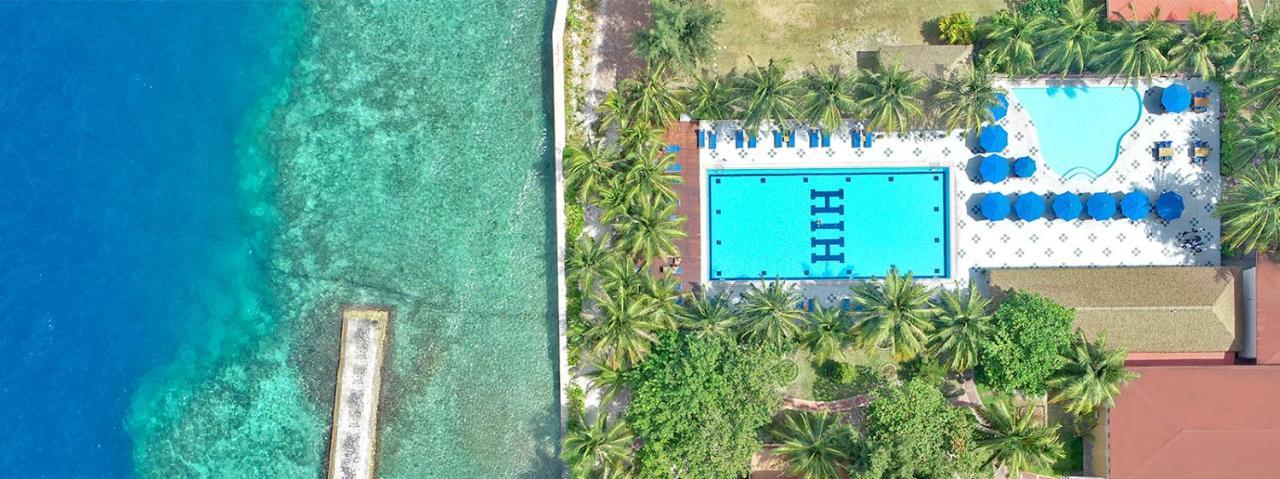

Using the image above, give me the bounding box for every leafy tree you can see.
[1047,334,1139,416]
[677,293,736,338]
[684,71,735,120]
[802,305,849,363]
[928,284,995,373]
[620,63,685,129]
[977,10,1044,76]
[938,12,975,45]
[614,194,685,261]
[975,394,1065,476]
[1221,162,1280,253]
[628,332,783,479]
[1098,13,1178,80]
[622,143,682,203]
[1169,13,1236,78]
[852,379,982,478]
[632,0,723,72]
[977,291,1075,394]
[565,141,619,202]
[562,412,636,478]
[586,286,662,369]
[735,278,806,345]
[849,268,936,361]
[932,64,1000,132]
[771,411,849,479]
[800,67,859,133]
[853,62,927,133]
[1039,0,1103,76]
[568,236,612,292]
[732,58,801,134]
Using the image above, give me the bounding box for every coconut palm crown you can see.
[927,284,994,373]
[1047,334,1139,416]
[853,61,927,133]
[1221,161,1280,253]
[849,267,936,361]
[771,411,849,479]
[561,412,635,478]
[932,64,1000,132]
[735,278,806,345]
[800,67,859,134]
[732,58,801,134]
[975,394,1066,477]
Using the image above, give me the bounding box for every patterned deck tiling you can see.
[696,77,1221,302]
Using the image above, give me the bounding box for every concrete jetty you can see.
[327,306,391,479]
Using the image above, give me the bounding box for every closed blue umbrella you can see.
[979,125,1008,152]
[1015,193,1045,221]
[1162,83,1192,113]
[1121,191,1151,220]
[989,93,1009,121]
[1013,156,1037,178]
[980,192,1011,221]
[1087,192,1117,220]
[1052,192,1083,220]
[1155,191,1185,220]
[979,154,1010,183]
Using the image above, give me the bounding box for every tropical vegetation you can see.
[977,291,1076,394]
[976,393,1066,476]
[1047,334,1140,416]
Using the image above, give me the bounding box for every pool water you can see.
[1013,86,1142,181]
[707,168,949,280]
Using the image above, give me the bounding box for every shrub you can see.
[567,384,587,431]
[854,379,983,477]
[1018,0,1062,16]
[817,359,856,384]
[566,199,585,243]
[938,12,975,45]
[977,291,1076,394]
[778,358,800,384]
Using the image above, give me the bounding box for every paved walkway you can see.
[658,121,704,293]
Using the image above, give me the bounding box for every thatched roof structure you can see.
[877,45,973,77]
[986,266,1242,353]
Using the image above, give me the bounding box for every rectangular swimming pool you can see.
[707,167,950,280]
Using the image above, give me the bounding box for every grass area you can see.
[707,0,1006,71]
[1045,403,1086,476]
[784,348,893,401]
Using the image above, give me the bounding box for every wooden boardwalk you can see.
[659,120,703,294]
[327,306,391,479]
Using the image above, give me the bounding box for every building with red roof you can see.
[1107,0,1239,21]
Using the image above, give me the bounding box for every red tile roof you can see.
[1107,366,1280,479]
[1107,0,1238,21]
[1255,255,1280,364]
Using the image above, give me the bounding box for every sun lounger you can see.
[821,132,831,148]
[735,130,744,148]
[851,129,862,148]
[773,130,783,148]
[841,298,851,311]
[666,163,682,173]
[787,130,796,148]
[708,131,717,149]
[748,135,758,148]
[864,131,874,147]
[809,129,820,148]
[696,130,705,148]
[664,145,680,153]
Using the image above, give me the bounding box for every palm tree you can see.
[1039,0,1103,76]
[1221,162,1280,253]
[1098,13,1178,81]
[617,122,665,154]
[586,287,662,369]
[1244,71,1280,112]
[596,87,630,134]
[771,411,849,479]
[638,270,682,329]
[619,63,684,129]
[599,254,645,294]
[735,278,806,345]
[586,362,630,404]
[800,67,859,134]
[684,71,735,120]
[732,58,801,134]
[631,0,722,72]
[931,65,1000,133]
[568,237,612,292]
[1047,334,1139,416]
[614,195,685,261]
[565,141,619,203]
[1235,108,1280,164]
[622,143,682,203]
[853,62,927,133]
[802,305,849,364]
[976,394,1065,477]
[849,268,935,361]
[1235,0,1280,73]
[596,176,632,225]
[976,10,1044,76]
[1169,13,1236,78]
[927,284,994,373]
[562,412,635,478]
[677,293,736,338]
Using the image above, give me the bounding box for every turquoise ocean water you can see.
[0,1,559,477]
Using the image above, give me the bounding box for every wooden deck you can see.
[659,121,703,294]
[327,306,392,479]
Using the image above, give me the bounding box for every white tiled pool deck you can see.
[698,77,1220,302]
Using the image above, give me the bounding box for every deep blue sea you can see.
[0,3,303,476]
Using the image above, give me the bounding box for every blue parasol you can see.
[980,192,1011,221]
[989,93,1009,121]
[1162,83,1192,113]
[979,125,1009,152]
[1154,191,1185,220]
[1087,192,1117,220]
[979,154,1010,183]
[1015,193,1045,221]
[1052,192,1083,221]
[1121,191,1151,221]
[1013,156,1037,178]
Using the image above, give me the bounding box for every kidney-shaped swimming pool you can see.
[1012,85,1142,181]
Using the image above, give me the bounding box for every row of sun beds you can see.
[694,128,876,150]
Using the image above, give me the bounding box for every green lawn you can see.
[707,0,1006,71]
[784,348,893,401]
